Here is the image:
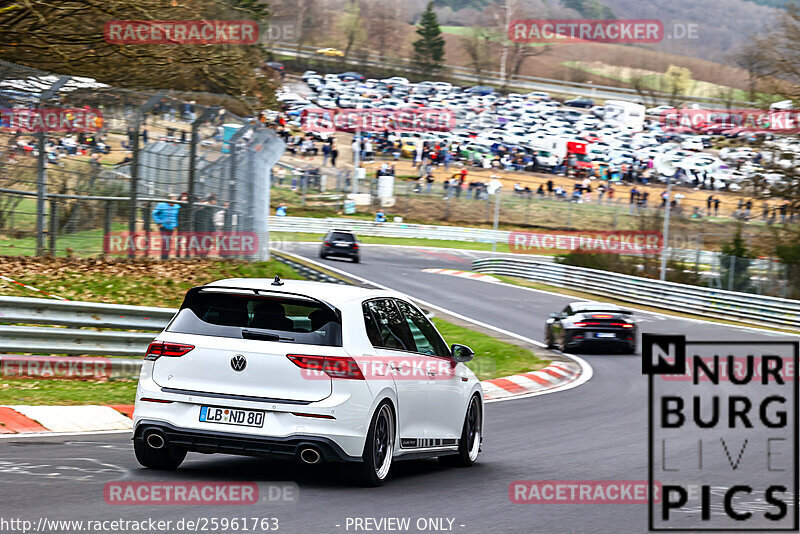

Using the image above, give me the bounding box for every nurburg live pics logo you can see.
[643,334,799,531]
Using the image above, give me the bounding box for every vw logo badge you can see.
[230,354,247,372]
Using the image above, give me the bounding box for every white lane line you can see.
[276,249,595,403]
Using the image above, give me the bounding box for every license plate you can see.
[334,242,350,247]
[595,332,616,338]
[199,406,264,427]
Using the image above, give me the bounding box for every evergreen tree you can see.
[720,225,753,292]
[413,2,446,74]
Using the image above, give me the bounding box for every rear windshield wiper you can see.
[241,329,295,342]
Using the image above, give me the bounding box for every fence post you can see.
[524,194,531,225]
[728,255,736,292]
[130,93,165,258]
[187,107,219,233]
[48,198,58,255]
[35,76,71,256]
[102,201,112,258]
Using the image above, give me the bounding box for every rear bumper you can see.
[135,420,360,462]
[566,330,636,349]
[321,247,358,258]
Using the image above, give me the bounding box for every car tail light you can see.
[573,335,584,339]
[591,314,613,319]
[287,354,365,380]
[352,243,358,249]
[574,322,587,327]
[145,341,194,361]
[139,397,174,403]
[291,412,336,419]
[324,241,331,247]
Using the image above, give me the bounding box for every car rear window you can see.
[166,291,342,346]
[330,232,356,242]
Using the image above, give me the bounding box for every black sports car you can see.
[545,301,637,353]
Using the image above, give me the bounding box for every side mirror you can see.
[549,312,560,319]
[451,343,474,363]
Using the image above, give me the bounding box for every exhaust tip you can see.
[299,447,322,465]
[145,431,165,450]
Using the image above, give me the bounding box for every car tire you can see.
[439,394,482,468]
[544,327,554,349]
[352,256,360,263]
[350,401,395,487]
[134,436,186,471]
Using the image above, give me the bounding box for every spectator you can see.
[322,142,331,166]
[330,142,338,167]
[706,195,714,215]
[536,184,545,197]
[276,203,288,217]
[714,197,720,216]
[629,187,639,214]
[546,179,554,197]
[152,194,180,260]
[375,209,386,223]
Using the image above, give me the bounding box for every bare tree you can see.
[460,26,492,83]
[363,2,403,62]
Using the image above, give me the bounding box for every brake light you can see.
[145,341,194,361]
[352,243,358,249]
[139,397,174,403]
[324,241,331,247]
[591,314,613,319]
[574,322,587,327]
[291,412,336,419]
[287,354,365,380]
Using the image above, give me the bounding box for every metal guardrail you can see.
[471,258,800,330]
[0,297,175,359]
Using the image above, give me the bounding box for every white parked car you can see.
[133,279,483,486]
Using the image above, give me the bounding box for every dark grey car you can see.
[320,230,360,262]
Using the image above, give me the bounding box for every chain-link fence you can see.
[0,59,284,260]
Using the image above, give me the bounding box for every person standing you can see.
[330,142,338,167]
[322,142,331,166]
[152,194,180,260]
[629,186,639,214]
[714,197,721,216]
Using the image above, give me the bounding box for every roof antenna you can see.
[271,275,284,286]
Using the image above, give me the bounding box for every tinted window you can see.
[330,232,356,242]
[395,300,449,357]
[167,291,342,346]
[363,299,412,351]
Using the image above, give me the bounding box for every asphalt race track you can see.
[1,243,797,534]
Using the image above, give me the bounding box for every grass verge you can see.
[0,378,137,406]
[432,317,548,380]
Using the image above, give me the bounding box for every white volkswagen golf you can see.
[133,277,483,486]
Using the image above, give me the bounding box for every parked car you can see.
[564,97,594,109]
[316,48,345,57]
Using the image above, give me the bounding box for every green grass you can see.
[432,317,549,380]
[0,378,137,405]
[0,258,302,307]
